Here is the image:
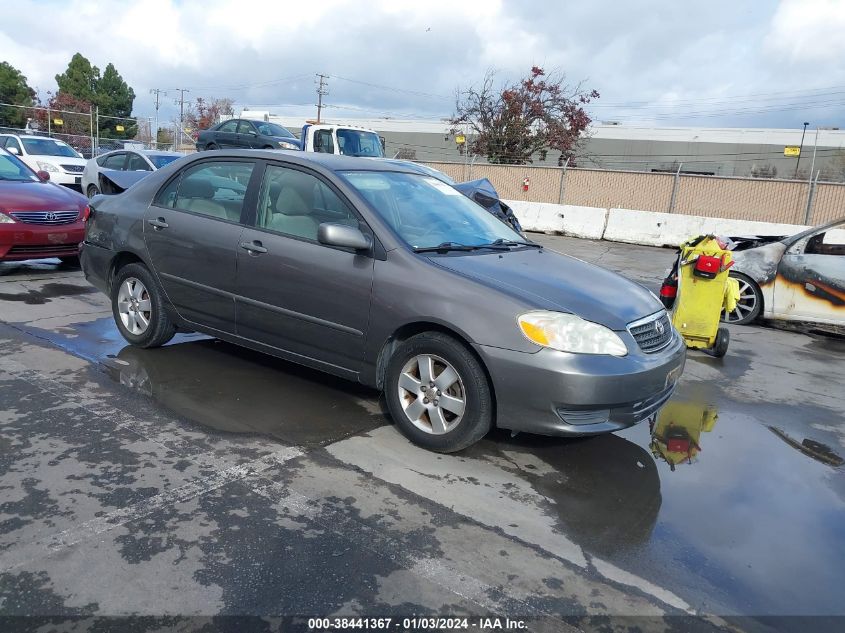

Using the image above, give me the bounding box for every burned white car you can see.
[722,217,845,330]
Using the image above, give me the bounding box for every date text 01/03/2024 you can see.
[307,617,527,630]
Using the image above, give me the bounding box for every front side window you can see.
[156,161,254,222]
[127,153,151,171]
[217,120,238,133]
[255,164,357,241]
[805,229,845,256]
[102,153,127,170]
[237,120,256,135]
[254,122,295,138]
[341,171,522,249]
[21,138,80,158]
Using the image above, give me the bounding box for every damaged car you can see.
[81,150,183,198]
[722,217,845,329]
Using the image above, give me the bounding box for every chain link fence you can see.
[421,161,845,225]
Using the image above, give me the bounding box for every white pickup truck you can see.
[299,123,385,157]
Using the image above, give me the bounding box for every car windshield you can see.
[341,171,523,249]
[254,122,295,138]
[21,138,81,158]
[337,129,384,157]
[0,151,39,182]
[147,154,180,169]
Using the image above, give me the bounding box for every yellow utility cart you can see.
[660,235,740,358]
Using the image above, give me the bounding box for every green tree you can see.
[55,53,137,139]
[96,63,136,139]
[0,62,36,128]
[55,53,99,103]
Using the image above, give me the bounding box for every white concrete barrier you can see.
[603,209,815,248]
[505,201,607,240]
[504,198,842,248]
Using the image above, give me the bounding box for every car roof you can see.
[185,149,433,175]
[0,133,57,141]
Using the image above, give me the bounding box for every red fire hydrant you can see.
[522,177,530,192]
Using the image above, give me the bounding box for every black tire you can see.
[86,184,100,198]
[262,145,275,150]
[206,143,219,151]
[721,271,762,325]
[712,327,730,358]
[385,332,493,453]
[111,262,175,348]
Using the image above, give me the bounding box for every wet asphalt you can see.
[0,236,843,633]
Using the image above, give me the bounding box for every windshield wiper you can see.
[414,242,478,253]
[484,238,543,248]
[413,241,515,254]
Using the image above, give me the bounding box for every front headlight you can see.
[518,311,628,357]
[36,161,59,172]
[0,212,15,224]
[277,141,299,150]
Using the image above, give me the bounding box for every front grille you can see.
[9,210,79,225]
[8,244,78,255]
[628,311,673,353]
[61,164,84,173]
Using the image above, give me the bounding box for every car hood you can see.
[0,181,85,211]
[36,156,87,166]
[430,248,663,330]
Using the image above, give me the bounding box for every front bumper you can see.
[477,332,686,436]
[0,223,85,260]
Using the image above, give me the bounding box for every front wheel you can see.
[206,143,219,151]
[111,262,175,348]
[86,184,100,198]
[721,271,762,325]
[385,332,492,453]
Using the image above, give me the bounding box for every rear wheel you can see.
[721,271,762,325]
[206,143,219,151]
[111,263,175,348]
[385,332,492,453]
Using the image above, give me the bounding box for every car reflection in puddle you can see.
[102,338,386,447]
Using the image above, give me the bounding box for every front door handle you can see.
[239,240,268,254]
[148,218,169,230]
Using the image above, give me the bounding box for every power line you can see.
[171,88,190,148]
[331,75,451,101]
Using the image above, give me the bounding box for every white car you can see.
[81,149,183,198]
[723,217,845,331]
[0,133,87,188]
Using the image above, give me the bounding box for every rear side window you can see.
[155,161,254,222]
[314,129,334,154]
[217,120,238,133]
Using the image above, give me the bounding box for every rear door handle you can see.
[148,218,169,230]
[239,240,267,254]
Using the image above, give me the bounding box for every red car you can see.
[0,148,89,263]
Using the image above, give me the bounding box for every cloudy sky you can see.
[2,0,844,130]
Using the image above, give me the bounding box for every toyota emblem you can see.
[45,212,57,221]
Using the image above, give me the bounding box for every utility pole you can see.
[794,121,809,179]
[150,88,167,148]
[315,73,328,123]
[172,88,190,149]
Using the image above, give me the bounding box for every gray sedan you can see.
[80,150,685,452]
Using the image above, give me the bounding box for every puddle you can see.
[0,283,97,305]
[471,388,845,617]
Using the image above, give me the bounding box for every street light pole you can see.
[794,121,809,179]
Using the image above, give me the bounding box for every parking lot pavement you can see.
[1,243,844,632]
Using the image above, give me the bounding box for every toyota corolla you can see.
[80,151,685,452]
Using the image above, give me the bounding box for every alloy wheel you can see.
[397,354,466,435]
[117,277,152,335]
[722,277,758,323]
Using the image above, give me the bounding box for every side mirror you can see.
[318,223,372,251]
[7,146,19,155]
[36,170,50,182]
